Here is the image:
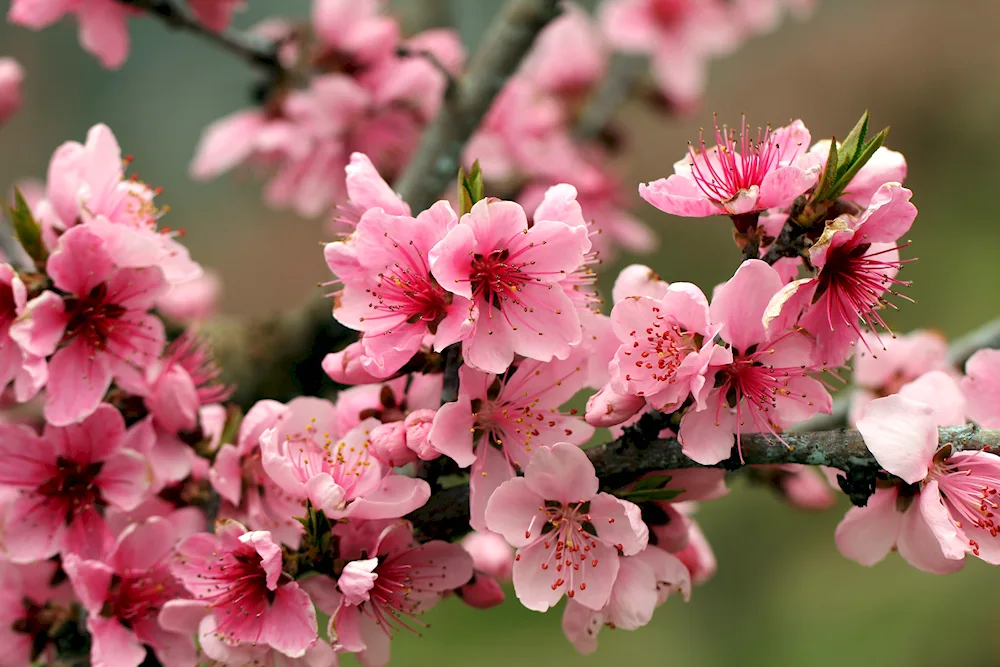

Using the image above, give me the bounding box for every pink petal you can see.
[915,481,968,561]
[611,264,669,302]
[339,558,378,605]
[532,183,587,229]
[638,174,722,219]
[856,394,937,484]
[209,444,243,505]
[96,450,150,511]
[0,424,54,487]
[484,477,545,549]
[677,400,736,465]
[62,553,113,614]
[157,599,209,635]
[603,555,657,630]
[87,615,146,667]
[110,517,175,572]
[260,582,318,658]
[758,164,818,210]
[9,290,68,357]
[834,487,903,566]
[44,337,112,426]
[963,349,1000,427]
[523,443,598,505]
[240,530,283,590]
[1,495,67,562]
[710,259,784,353]
[561,600,602,654]
[469,440,516,532]
[463,311,517,374]
[428,223,476,299]
[898,371,966,427]
[897,488,965,574]
[344,474,430,520]
[587,494,648,556]
[344,152,410,215]
[853,183,916,244]
[8,0,74,28]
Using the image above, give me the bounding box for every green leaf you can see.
[457,160,485,216]
[628,474,673,493]
[816,136,840,202]
[837,110,869,167]
[828,126,889,198]
[219,405,243,448]
[617,487,685,503]
[5,187,46,267]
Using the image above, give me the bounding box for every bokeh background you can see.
[3,0,1000,665]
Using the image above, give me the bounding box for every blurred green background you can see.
[3,0,1000,665]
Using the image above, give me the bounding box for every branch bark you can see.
[573,53,647,141]
[118,0,285,76]
[393,0,562,211]
[409,424,1000,542]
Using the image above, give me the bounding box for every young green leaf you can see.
[837,110,870,167]
[5,187,46,267]
[617,487,685,503]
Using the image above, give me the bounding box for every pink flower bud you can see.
[370,421,417,468]
[404,409,440,461]
[585,383,645,427]
[781,466,835,511]
[155,271,222,322]
[457,573,505,609]
[322,343,383,385]
[0,58,24,126]
[650,504,692,553]
[146,365,199,434]
[460,531,514,580]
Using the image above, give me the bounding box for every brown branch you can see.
[573,53,647,141]
[393,0,562,211]
[118,0,285,76]
[409,424,1000,542]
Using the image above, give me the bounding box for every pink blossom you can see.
[640,117,818,219]
[0,264,46,402]
[522,3,607,98]
[11,226,167,425]
[607,282,720,414]
[0,404,149,562]
[428,356,594,530]
[8,0,134,68]
[0,58,24,126]
[836,374,1000,572]
[962,349,1000,428]
[456,572,506,609]
[751,464,836,510]
[62,517,197,667]
[671,515,716,584]
[585,383,646,427]
[323,341,387,385]
[678,260,832,464]
[39,124,202,285]
[461,530,515,581]
[0,559,67,667]
[172,521,318,657]
[187,0,243,32]
[642,470,728,552]
[765,183,917,366]
[849,329,950,425]
[155,270,222,322]
[312,0,400,67]
[260,403,430,520]
[330,520,473,667]
[485,443,649,612]
[209,400,307,547]
[429,192,591,373]
[332,194,469,378]
[562,545,689,654]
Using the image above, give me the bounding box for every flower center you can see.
[61,283,128,349]
[932,454,1000,557]
[112,564,186,625]
[200,545,270,640]
[687,115,780,207]
[38,456,104,517]
[522,501,608,599]
[650,0,690,24]
[469,249,532,310]
[621,314,698,390]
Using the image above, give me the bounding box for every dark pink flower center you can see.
[61,283,128,349]
[469,249,535,311]
[814,242,911,347]
[651,0,690,24]
[521,501,613,599]
[932,455,1000,556]
[360,556,433,636]
[622,318,698,389]
[112,564,186,625]
[687,115,782,207]
[0,283,16,327]
[38,456,104,518]
[198,544,270,640]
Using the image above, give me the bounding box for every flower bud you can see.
[457,573,505,609]
[0,58,23,126]
[322,343,383,385]
[404,409,440,461]
[781,466,835,511]
[146,365,199,433]
[585,383,645,427]
[461,530,514,580]
[370,421,417,468]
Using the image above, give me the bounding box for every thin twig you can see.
[409,424,1000,542]
[574,53,647,141]
[394,0,563,211]
[118,0,284,76]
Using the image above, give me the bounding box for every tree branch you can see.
[394,0,562,211]
[573,53,647,141]
[409,424,1000,542]
[118,0,285,76]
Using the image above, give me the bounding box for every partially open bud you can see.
[461,530,514,580]
[370,421,417,468]
[457,573,505,609]
[322,343,383,385]
[404,409,440,461]
[780,466,835,511]
[585,382,645,427]
[611,263,669,302]
[0,58,23,126]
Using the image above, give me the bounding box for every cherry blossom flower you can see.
[171,520,318,657]
[428,355,594,530]
[640,117,818,220]
[11,226,166,425]
[0,264,46,402]
[0,404,149,562]
[672,515,716,584]
[38,124,201,285]
[849,329,951,425]
[461,530,515,581]
[678,260,832,464]
[585,383,647,428]
[187,0,243,32]
[327,520,472,667]
[765,182,917,366]
[260,402,430,521]
[962,349,1000,428]
[312,0,401,68]
[522,2,607,100]
[485,443,649,612]
[62,517,198,667]
[836,371,999,572]
[561,545,690,654]
[429,192,591,373]
[0,559,70,667]
[8,0,135,68]
[606,282,722,417]
[0,58,23,126]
